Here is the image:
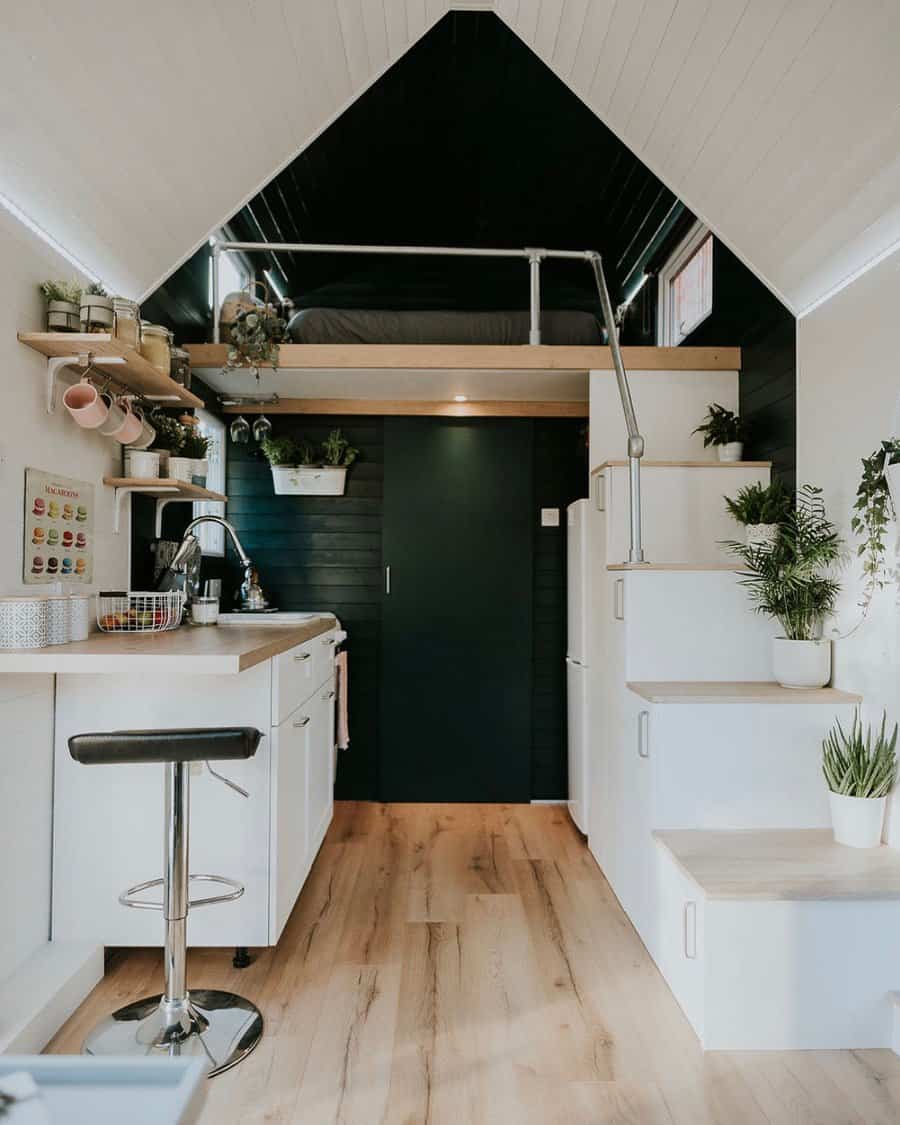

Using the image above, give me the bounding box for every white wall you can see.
[797,246,900,845]
[0,208,128,983]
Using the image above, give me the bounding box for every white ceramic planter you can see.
[746,523,780,550]
[191,458,208,487]
[127,449,161,480]
[167,456,194,483]
[885,462,900,514]
[80,294,114,331]
[772,637,832,689]
[829,791,886,848]
[47,300,80,332]
[270,465,347,496]
[718,441,744,462]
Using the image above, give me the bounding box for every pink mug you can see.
[114,399,144,445]
[62,377,108,429]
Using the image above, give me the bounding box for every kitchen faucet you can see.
[159,515,269,611]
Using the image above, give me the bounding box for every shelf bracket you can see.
[154,496,196,538]
[111,486,178,535]
[46,353,126,414]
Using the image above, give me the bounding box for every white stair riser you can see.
[596,464,770,566]
[616,571,777,681]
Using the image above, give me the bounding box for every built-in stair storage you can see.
[586,392,900,1050]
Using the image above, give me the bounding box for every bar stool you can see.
[68,726,264,1077]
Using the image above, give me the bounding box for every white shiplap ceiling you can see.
[2,1,898,315]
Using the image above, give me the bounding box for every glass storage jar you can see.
[140,323,172,378]
[170,346,192,388]
[112,298,141,350]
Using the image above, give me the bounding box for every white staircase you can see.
[584,394,900,1051]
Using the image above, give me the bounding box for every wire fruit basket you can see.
[97,591,184,633]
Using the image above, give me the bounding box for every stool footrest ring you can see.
[119,873,245,911]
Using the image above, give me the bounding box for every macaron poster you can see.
[24,468,94,585]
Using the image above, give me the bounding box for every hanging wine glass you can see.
[252,413,272,443]
[230,415,250,444]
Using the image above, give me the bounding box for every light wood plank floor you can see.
[48,803,900,1123]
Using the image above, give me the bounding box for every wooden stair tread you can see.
[607,562,744,571]
[628,681,861,705]
[655,829,900,901]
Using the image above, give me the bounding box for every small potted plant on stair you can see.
[693,403,747,461]
[725,485,842,688]
[40,279,83,332]
[725,479,793,550]
[823,710,897,847]
[261,429,358,496]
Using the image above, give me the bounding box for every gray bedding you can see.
[287,307,603,346]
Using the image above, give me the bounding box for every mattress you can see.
[287,307,603,346]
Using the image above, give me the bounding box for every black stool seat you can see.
[68,727,261,766]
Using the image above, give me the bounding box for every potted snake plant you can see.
[823,710,897,847]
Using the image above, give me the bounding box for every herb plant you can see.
[851,440,900,614]
[693,403,747,448]
[84,281,108,297]
[181,428,210,459]
[260,435,300,466]
[149,413,186,454]
[725,479,793,526]
[40,279,82,303]
[822,710,897,798]
[724,484,842,640]
[321,428,359,467]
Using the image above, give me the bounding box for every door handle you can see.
[293,715,311,728]
[637,710,649,758]
[594,472,606,512]
[613,577,624,621]
[385,565,391,595]
[683,901,697,959]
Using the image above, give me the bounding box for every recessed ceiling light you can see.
[454,395,468,403]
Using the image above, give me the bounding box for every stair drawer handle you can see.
[322,637,336,647]
[293,716,311,728]
[613,577,625,621]
[322,688,336,701]
[637,710,650,758]
[293,652,311,663]
[594,472,606,512]
[683,901,697,959]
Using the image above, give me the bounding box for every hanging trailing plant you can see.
[226,280,288,373]
[851,439,900,615]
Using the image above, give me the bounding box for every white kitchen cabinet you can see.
[53,627,337,949]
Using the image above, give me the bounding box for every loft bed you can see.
[188,239,743,563]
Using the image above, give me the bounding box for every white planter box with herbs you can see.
[262,429,358,497]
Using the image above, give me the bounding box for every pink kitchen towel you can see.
[335,650,350,750]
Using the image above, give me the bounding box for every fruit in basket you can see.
[100,613,123,630]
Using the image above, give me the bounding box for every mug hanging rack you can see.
[46,351,183,416]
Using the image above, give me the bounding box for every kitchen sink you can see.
[216,611,331,626]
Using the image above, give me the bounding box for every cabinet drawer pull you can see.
[293,652,311,663]
[293,716,311,728]
[683,901,697,959]
[613,577,624,621]
[322,689,336,701]
[637,710,649,758]
[322,637,336,647]
[594,472,606,512]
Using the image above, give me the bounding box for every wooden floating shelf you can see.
[628,681,862,705]
[219,398,588,418]
[20,332,203,408]
[103,478,226,501]
[184,342,742,373]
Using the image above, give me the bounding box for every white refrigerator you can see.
[566,498,590,834]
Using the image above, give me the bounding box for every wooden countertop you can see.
[0,617,335,675]
[628,681,862,705]
[655,829,900,901]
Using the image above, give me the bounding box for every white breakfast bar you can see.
[0,617,338,952]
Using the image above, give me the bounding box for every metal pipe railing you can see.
[211,238,645,562]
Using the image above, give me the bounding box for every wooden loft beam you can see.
[218,399,588,418]
[185,343,741,372]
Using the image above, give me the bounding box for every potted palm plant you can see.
[40,279,83,331]
[823,710,897,847]
[261,429,358,495]
[693,403,747,461]
[725,479,793,550]
[725,485,842,688]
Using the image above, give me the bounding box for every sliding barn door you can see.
[380,417,533,801]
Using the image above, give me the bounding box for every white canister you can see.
[190,596,219,625]
[167,456,194,483]
[127,449,161,480]
[46,597,70,645]
[0,596,49,649]
[67,595,90,641]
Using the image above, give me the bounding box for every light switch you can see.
[541,508,560,527]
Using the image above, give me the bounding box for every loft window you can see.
[658,224,713,345]
[192,410,226,556]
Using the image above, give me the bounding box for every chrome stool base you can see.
[83,989,263,1078]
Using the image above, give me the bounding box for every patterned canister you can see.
[0,596,49,649]
[46,597,70,645]
[67,595,90,642]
